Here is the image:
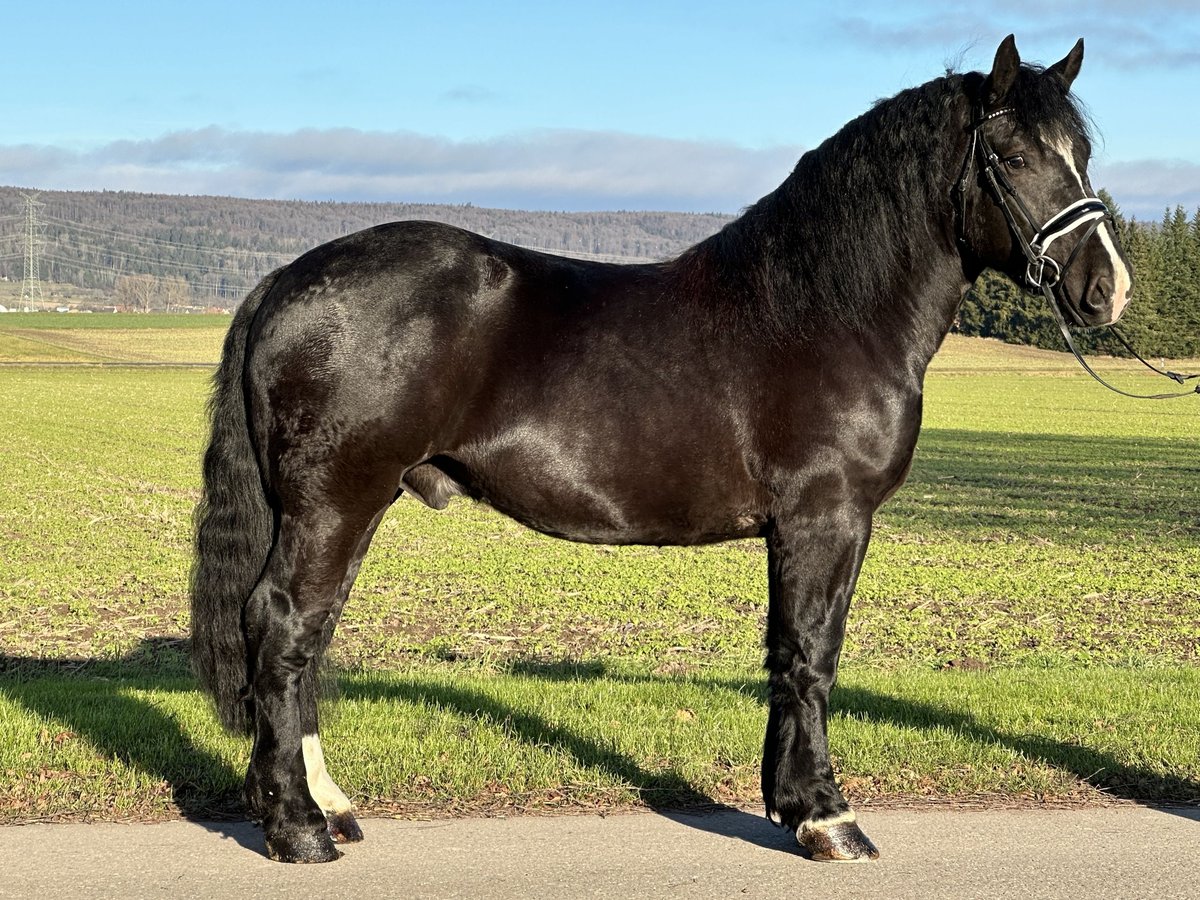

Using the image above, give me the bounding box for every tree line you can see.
[0,188,731,304]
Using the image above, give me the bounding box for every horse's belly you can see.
[487,485,767,546]
[431,441,768,547]
[490,493,767,546]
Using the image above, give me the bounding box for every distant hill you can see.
[2,185,1196,358]
[0,187,733,308]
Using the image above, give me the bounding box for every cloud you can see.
[832,3,1200,69]
[0,128,802,213]
[1093,160,1200,219]
[835,14,991,53]
[3,127,1193,220]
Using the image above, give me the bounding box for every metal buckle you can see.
[1026,255,1061,289]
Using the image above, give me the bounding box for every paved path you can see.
[5,806,1198,899]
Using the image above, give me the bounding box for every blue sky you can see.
[3,1,1198,218]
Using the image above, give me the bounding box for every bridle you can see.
[954,103,1199,400]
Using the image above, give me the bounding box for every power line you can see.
[520,245,657,263]
[41,214,655,265]
[51,235,266,276]
[40,253,248,295]
[41,214,298,261]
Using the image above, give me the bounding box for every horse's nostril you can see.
[1082,278,1113,315]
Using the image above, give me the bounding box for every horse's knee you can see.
[767,654,832,702]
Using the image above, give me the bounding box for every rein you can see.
[955,105,1200,400]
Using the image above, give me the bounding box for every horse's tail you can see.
[189,267,283,734]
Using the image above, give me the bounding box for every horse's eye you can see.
[1006,155,1026,170]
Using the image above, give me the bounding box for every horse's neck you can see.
[764,172,971,377]
[877,262,975,381]
[683,105,974,373]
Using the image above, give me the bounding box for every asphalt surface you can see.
[5,806,1198,899]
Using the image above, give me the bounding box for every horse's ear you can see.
[1048,38,1084,90]
[986,34,1021,107]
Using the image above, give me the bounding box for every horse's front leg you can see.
[762,500,879,861]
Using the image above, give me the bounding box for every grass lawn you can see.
[0,321,1197,822]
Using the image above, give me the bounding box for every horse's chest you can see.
[758,382,923,507]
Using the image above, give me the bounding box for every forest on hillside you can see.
[0,188,730,306]
[1,186,1197,357]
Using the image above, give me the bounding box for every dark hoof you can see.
[327,810,364,844]
[265,827,342,864]
[798,821,880,862]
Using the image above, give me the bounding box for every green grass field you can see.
[0,314,1197,822]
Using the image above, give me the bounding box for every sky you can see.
[3,1,1198,219]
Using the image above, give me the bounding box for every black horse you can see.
[191,35,1132,863]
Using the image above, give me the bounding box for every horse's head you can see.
[957,35,1132,327]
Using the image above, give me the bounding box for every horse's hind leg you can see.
[297,511,386,845]
[762,500,880,862]
[301,732,359,843]
[243,493,393,863]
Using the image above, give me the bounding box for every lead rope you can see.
[1105,326,1200,389]
[1039,281,1200,400]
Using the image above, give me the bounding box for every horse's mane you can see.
[672,65,1092,344]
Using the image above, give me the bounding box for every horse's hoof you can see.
[327,810,364,844]
[798,821,880,862]
[265,827,342,863]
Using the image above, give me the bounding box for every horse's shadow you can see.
[699,669,1200,819]
[2,639,1196,859]
[336,667,792,852]
[0,638,258,852]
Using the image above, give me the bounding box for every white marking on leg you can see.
[1051,136,1133,318]
[303,733,353,815]
[800,809,857,832]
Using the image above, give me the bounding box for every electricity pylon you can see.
[20,193,45,310]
